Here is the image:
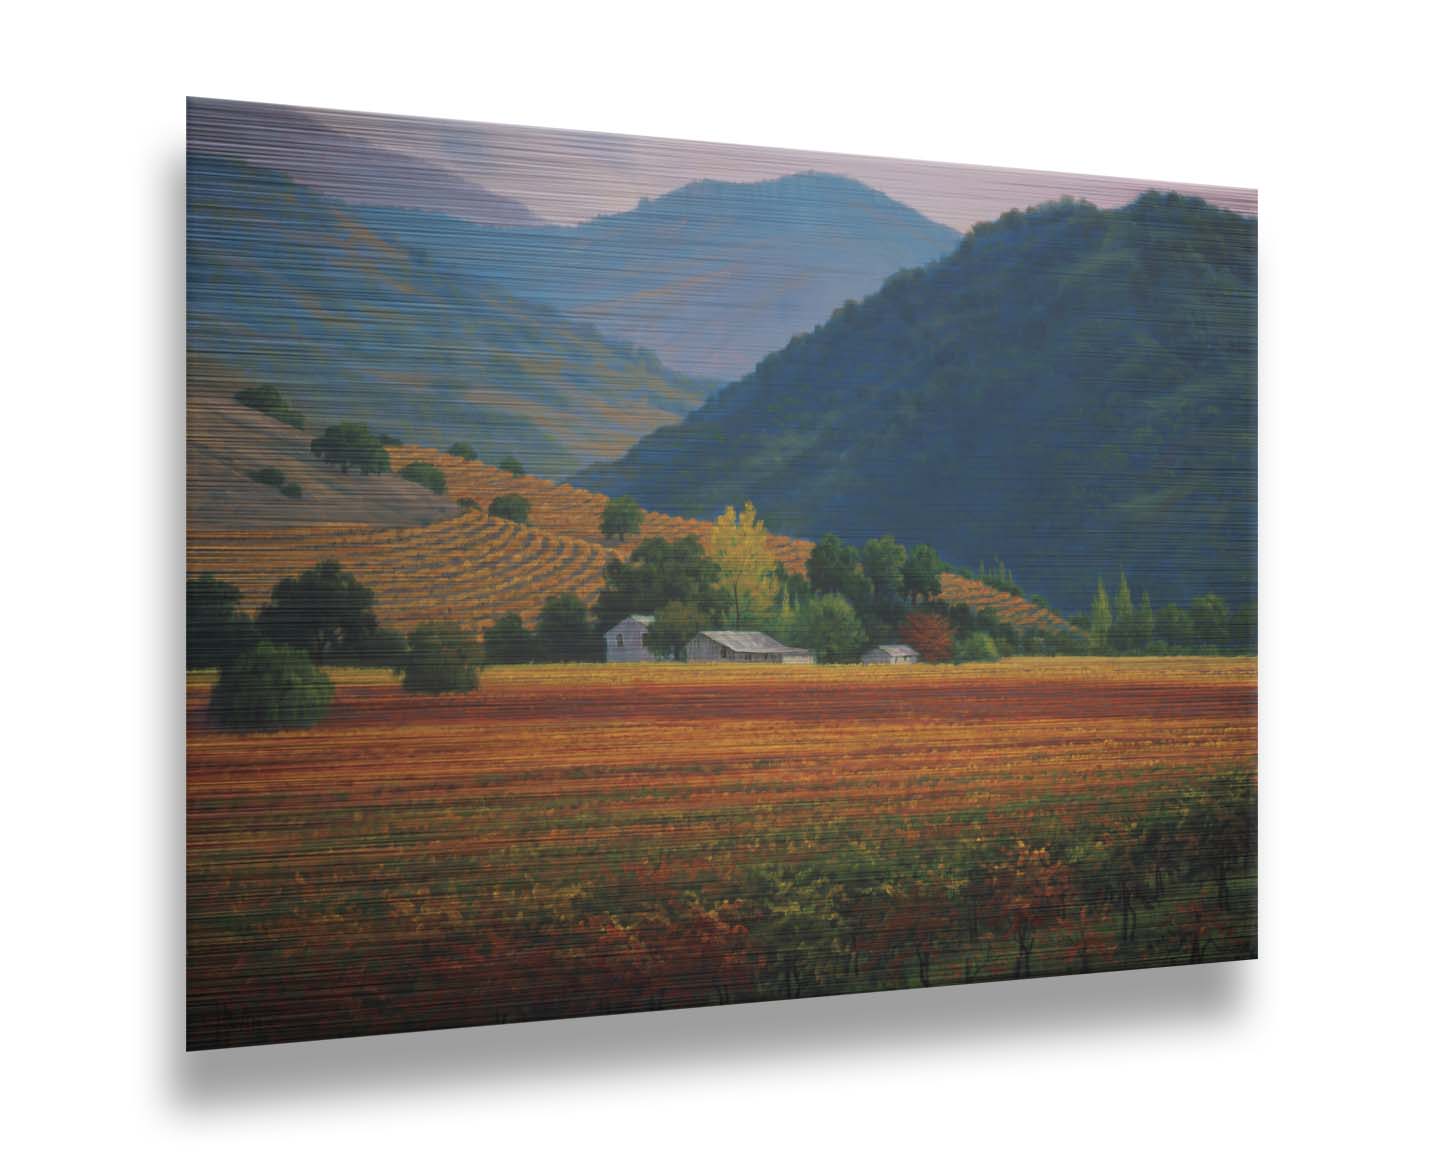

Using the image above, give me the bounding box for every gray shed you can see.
[684,630,814,664]
[861,644,920,665]
[604,614,655,662]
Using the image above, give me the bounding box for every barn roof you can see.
[873,644,919,658]
[698,630,810,655]
[604,614,653,635]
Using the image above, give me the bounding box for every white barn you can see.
[604,614,655,662]
[861,644,920,665]
[684,630,814,665]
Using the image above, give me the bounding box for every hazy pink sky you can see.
[300,102,1257,229]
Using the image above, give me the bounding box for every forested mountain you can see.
[579,193,1257,611]
[359,172,961,379]
[187,154,712,476]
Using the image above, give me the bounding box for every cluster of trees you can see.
[247,466,302,500]
[188,561,485,731]
[310,422,390,475]
[480,500,1049,666]
[1081,575,1256,655]
[398,460,447,495]
[233,383,304,430]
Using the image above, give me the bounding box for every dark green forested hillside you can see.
[579,193,1256,611]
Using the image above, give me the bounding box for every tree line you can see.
[1079,574,1256,655]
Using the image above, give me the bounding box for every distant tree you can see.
[456,496,479,512]
[901,544,945,604]
[488,493,530,524]
[861,536,908,608]
[234,383,305,429]
[209,641,333,731]
[601,496,644,541]
[955,632,1001,663]
[280,481,303,500]
[1156,602,1193,650]
[1189,594,1231,651]
[794,594,868,664]
[805,534,872,605]
[257,560,379,662]
[1230,601,1257,654]
[377,432,403,447]
[498,455,525,477]
[711,502,780,628]
[1136,591,1155,651]
[483,613,535,664]
[186,573,257,669]
[399,460,447,495]
[899,612,954,662]
[1089,578,1113,653]
[403,623,482,693]
[536,593,600,662]
[351,626,408,671]
[594,535,725,629]
[645,600,708,660]
[248,466,287,489]
[310,423,390,475]
[448,442,478,461]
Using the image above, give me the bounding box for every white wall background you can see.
[4,2,1436,1146]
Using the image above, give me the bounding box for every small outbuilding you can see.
[604,614,655,662]
[861,644,920,665]
[684,630,814,665]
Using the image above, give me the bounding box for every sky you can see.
[190,98,1258,231]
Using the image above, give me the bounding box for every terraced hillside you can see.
[188,447,1075,637]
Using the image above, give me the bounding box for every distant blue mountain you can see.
[186,154,713,476]
[579,194,1257,613]
[359,172,962,379]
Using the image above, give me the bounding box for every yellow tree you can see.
[710,501,779,629]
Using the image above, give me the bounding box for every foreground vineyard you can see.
[188,447,1073,634]
[187,658,1257,1048]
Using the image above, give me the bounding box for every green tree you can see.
[645,600,708,660]
[248,466,287,489]
[399,460,447,495]
[257,560,379,661]
[498,455,525,477]
[1189,594,1231,651]
[1110,572,1136,652]
[537,593,600,662]
[1137,591,1155,651]
[483,613,535,664]
[1156,603,1193,650]
[310,423,390,474]
[955,631,1001,662]
[1230,601,1257,654]
[403,623,482,693]
[1089,578,1112,653]
[234,384,305,429]
[711,502,780,628]
[488,493,531,524]
[601,495,645,541]
[209,641,333,731]
[594,536,725,629]
[805,533,872,605]
[186,573,257,669]
[448,442,478,461]
[794,593,868,664]
[861,536,908,607]
[901,544,945,604]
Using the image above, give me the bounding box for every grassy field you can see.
[186,657,1257,1048]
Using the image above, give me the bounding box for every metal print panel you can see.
[186,98,1257,1049]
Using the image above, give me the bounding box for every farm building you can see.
[604,614,655,662]
[684,631,814,664]
[861,644,920,665]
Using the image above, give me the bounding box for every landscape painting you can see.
[186,98,1257,1049]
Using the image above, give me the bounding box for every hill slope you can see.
[187,360,458,530]
[189,448,1072,637]
[186,154,712,476]
[360,172,961,380]
[580,193,1257,611]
